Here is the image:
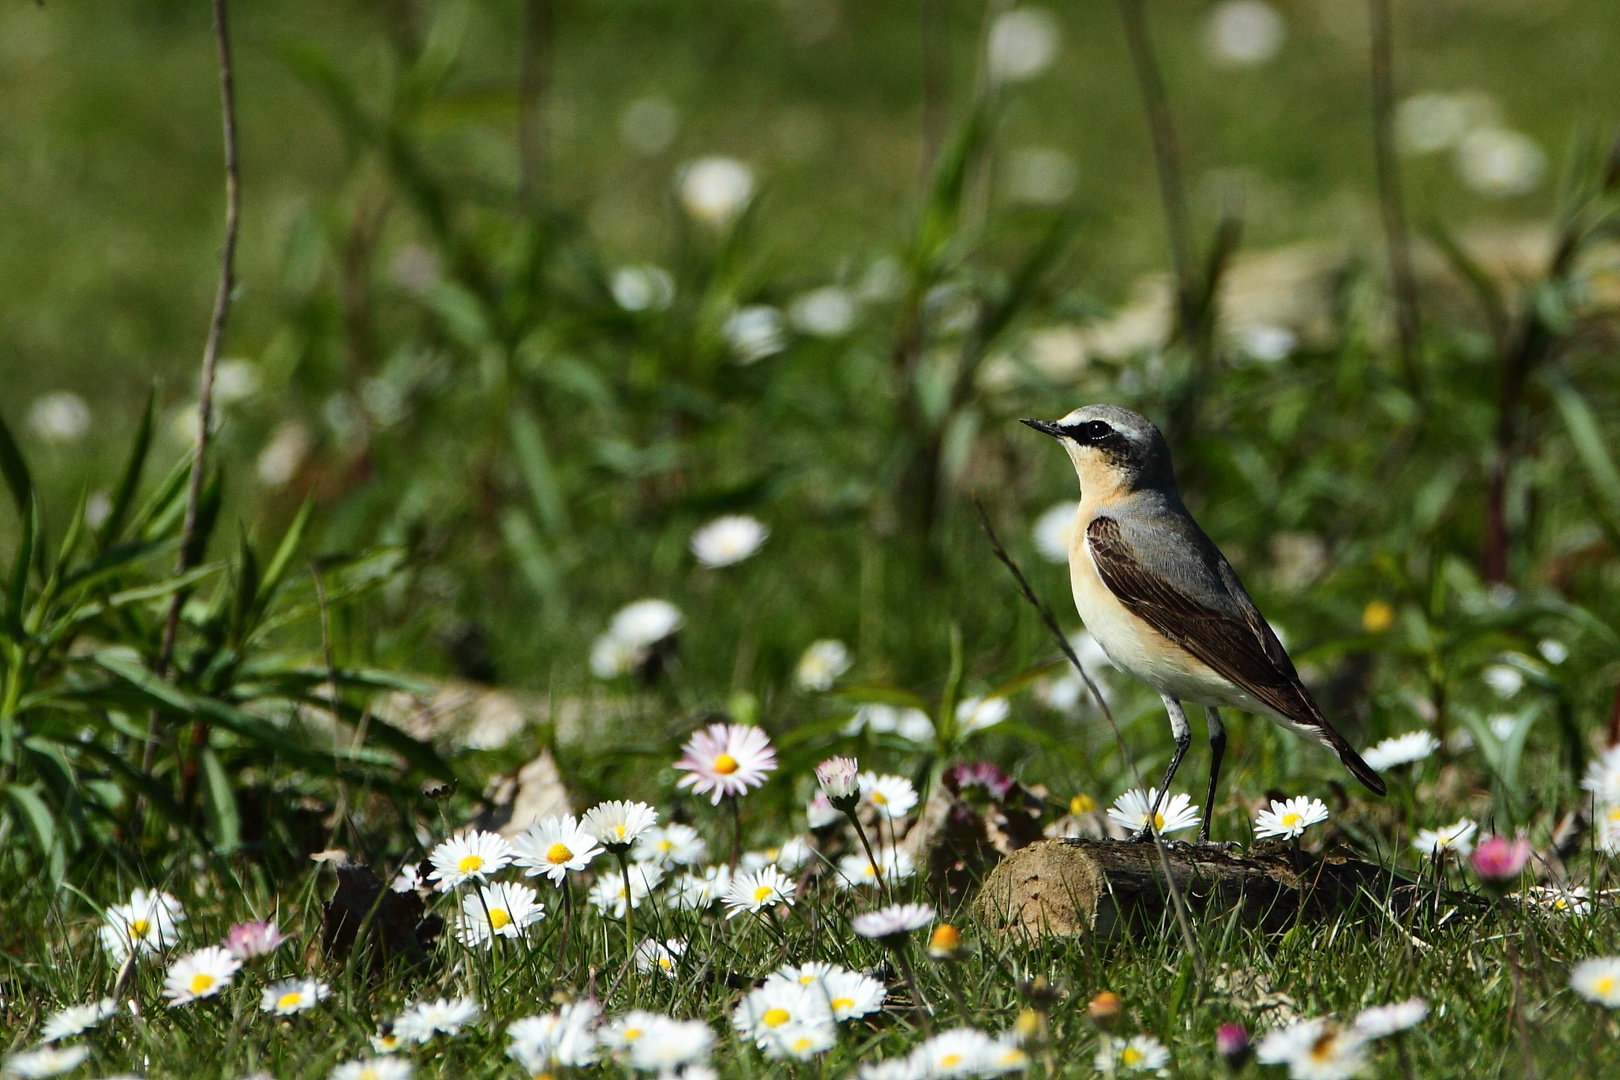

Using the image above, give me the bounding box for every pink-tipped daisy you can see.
[674,723,777,804]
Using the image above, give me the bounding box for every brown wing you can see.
[1085,516,1317,723]
[1086,516,1386,796]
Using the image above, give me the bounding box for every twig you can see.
[1115,0,1196,346]
[1367,0,1422,389]
[972,497,1204,979]
[518,0,552,199]
[138,0,242,806]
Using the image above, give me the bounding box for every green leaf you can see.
[0,405,36,525]
[510,407,568,534]
[98,387,157,549]
[1547,372,1620,543]
[200,746,241,852]
[6,784,63,879]
[256,499,314,613]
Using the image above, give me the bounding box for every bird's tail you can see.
[1320,727,1387,796]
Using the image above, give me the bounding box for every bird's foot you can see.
[1126,827,1156,843]
[1191,837,1243,853]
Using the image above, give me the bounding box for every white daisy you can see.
[733,981,834,1046]
[852,902,934,942]
[260,978,330,1016]
[4,1046,90,1079]
[393,997,481,1044]
[512,815,602,883]
[860,772,918,819]
[806,791,842,829]
[844,703,936,743]
[1353,997,1428,1038]
[1581,744,1620,803]
[1520,884,1591,915]
[390,864,422,894]
[836,847,916,890]
[1033,502,1077,562]
[583,800,659,851]
[99,887,185,960]
[799,965,886,1020]
[796,640,853,691]
[956,696,1010,736]
[588,862,664,918]
[601,1009,665,1052]
[722,866,796,918]
[671,864,733,910]
[678,157,755,226]
[632,823,709,867]
[1361,731,1439,772]
[758,1020,837,1061]
[508,1000,601,1071]
[1094,1034,1170,1075]
[858,1056,927,1080]
[1413,817,1477,857]
[163,946,241,1006]
[610,600,683,649]
[1253,796,1330,840]
[1597,802,1620,854]
[369,1030,404,1055]
[914,1027,1000,1078]
[674,723,778,804]
[458,882,545,946]
[626,1016,714,1073]
[330,1058,412,1080]
[1255,1019,1368,1080]
[690,515,768,568]
[1107,788,1201,835]
[634,938,687,978]
[426,830,515,892]
[815,756,860,802]
[1571,957,1620,1007]
[1483,663,1525,698]
[39,998,116,1042]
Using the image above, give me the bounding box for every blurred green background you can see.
[3,0,1620,816]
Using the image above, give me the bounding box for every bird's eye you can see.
[1085,421,1114,441]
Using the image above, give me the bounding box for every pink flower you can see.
[1215,1023,1251,1069]
[815,756,860,802]
[224,920,287,960]
[674,723,777,804]
[1470,835,1532,883]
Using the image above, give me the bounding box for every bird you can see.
[1022,403,1385,842]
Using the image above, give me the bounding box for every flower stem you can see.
[615,851,635,964]
[847,812,886,896]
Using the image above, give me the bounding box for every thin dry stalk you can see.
[139,0,242,796]
[1367,0,1423,388]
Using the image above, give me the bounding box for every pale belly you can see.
[1068,532,1253,709]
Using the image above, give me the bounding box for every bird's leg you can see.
[1199,706,1226,844]
[1131,696,1191,842]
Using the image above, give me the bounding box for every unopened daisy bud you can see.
[1019,975,1061,1009]
[927,922,962,960]
[1215,1022,1251,1069]
[1086,991,1121,1030]
[1471,835,1532,895]
[816,756,861,810]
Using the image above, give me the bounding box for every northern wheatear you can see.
[1023,404,1384,842]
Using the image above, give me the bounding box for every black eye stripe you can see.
[1062,420,1118,443]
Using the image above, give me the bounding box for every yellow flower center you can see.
[762,1007,791,1027]
[190,972,215,994]
[1121,1047,1143,1066]
[1282,813,1302,828]
[1153,811,1165,829]
[831,997,854,1013]
[458,854,485,874]
[1309,1033,1338,1060]
[359,1069,379,1080]
[753,885,773,902]
[1362,599,1395,633]
[658,956,673,970]
[1608,807,1620,823]
[657,839,673,852]
[1597,975,1617,996]
[713,753,739,775]
[131,918,151,937]
[791,1037,813,1052]
[872,791,888,805]
[277,991,304,1010]
[546,842,574,864]
[865,863,877,877]
[1070,794,1095,814]
[941,1054,961,1067]
[624,1027,643,1041]
[489,908,511,930]
[613,824,628,839]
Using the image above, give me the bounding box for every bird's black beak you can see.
[1020,418,1066,439]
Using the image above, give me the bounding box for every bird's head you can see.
[1021,404,1176,497]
